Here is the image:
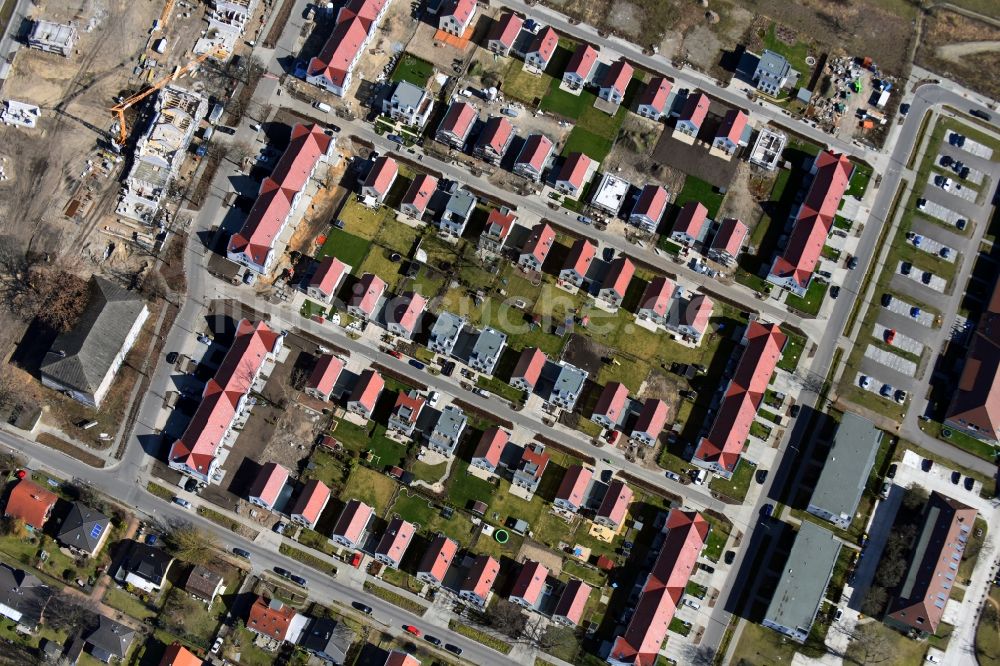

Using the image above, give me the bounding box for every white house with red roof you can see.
[512,443,549,494]
[289,479,331,529]
[693,321,786,477]
[767,150,853,296]
[388,390,425,437]
[479,206,517,254]
[474,116,514,165]
[307,256,350,304]
[553,579,592,626]
[374,518,415,568]
[554,465,593,513]
[435,101,478,148]
[471,426,510,474]
[513,133,554,181]
[673,92,710,142]
[591,382,630,430]
[509,560,548,608]
[629,185,668,233]
[670,201,708,246]
[599,257,635,309]
[438,0,475,36]
[347,369,384,419]
[347,273,386,320]
[486,12,523,56]
[598,59,633,106]
[306,0,390,96]
[417,535,458,586]
[248,462,289,511]
[361,155,398,204]
[330,499,373,549]
[386,292,427,339]
[636,276,677,328]
[305,354,345,401]
[555,152,594,198]
[607,511,709,666]
[666,293,714,343]
[712,109,749,158]
[400,173,438,219]
[595,479,633,529]
[560,238,596,287]
[631,399,669,447]
[169,320,282,484]
[709,218,748,266]
[460,555,499,607]
[637,77,672,120]
[524,26,558,71]
[510,347,546,392]
[518,222,555,271]
[562,43,598,90]
[228,124,333,274]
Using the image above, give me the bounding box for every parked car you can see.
[290,574,307,587]
[922,271,933,285]
[760,503,774,518]
[403,625,422,637]
[577,215,592,225]
[970,108,991,121]
[166,351,179,364]
[940,247,951,259]
[830,285,840,299]
[964,476,975,491]
[884,329,896,345]
[683,598,701,610]
[441,360,456,377]
[790,404,801,418]
[424,636,442,647]
[834,608,844,622]
[444,644,464,656]
[351,601,372,614]
[957,218,967,230]
[910,307,921,318]
[860,375,872,389]
[880,481,891,499]
[881,293,893,307]
[940,155,954,167]
[173,497,192,509]
[698,563,715,574]
[408,359,425,370]
[887,463,897,478]
[427,391,440,407]
[756,469,768,484]
[724,550,736,565]
[665,471,682,482]
[880,383,893,397]
[900,262,912,276]
[847,256,859,270]
[951,471,961,484]
[197,334,212,345]
[274,566,292,579]
[922,458,934,472]
[232,547,252,559]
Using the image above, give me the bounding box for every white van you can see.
[314,101,332,113]
[693,469,708,485]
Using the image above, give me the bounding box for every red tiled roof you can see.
[248,462,289,507]
[602,59,634,94]
[4,480,57,530]
[593,382,629,423]
[558,153,593,190]
[679,92,710,127]
[633,399,669,440]
[639,276,676,317]
[717,109,748,143]
[309,257,349,297]
[712,218,748,257]
[673,201,707,239]
[528,27,558,63]
[510,560,548,605]
[364,155,398,196]
[477,116,514,154]
[440,101,477,139]
[473,426,509,468]
[307,17,369,88]
[564,238,596,276]
[694,322,786,472]
[946,277,1000,436]
[596,479,633,527]
[565,43,598,78]
[247,596,295,640]
[392,390,425,425]
[555,465,593,509]
[488,12,523,48]
[485,208,517,240]
[445,0,476,24]
[349,369,384,412]
[332,499,373,544]
[385,650,420,666]
[632,185,668,222]
[349,273,386,316]
[290,479,331,527]
[609,511,709,665]
[228,125,331,267]
[418,535,458,583]
[306,354,344,397]
[681,294,713,335]
[160,643,202,666]
[338,0,388,25]
[638,77,672,112]
[512,347,547,387]
[401,174,438,214]
[554,579,592,625]
[602,257,635,298]
[516,134,554,172]
[170,320,281,477]
[518,443,550,481]
[461,554,500,599]
[522,222,555,264]
[375,517,415,564]
[389,292,427,335]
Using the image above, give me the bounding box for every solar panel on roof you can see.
[90,524,103,539]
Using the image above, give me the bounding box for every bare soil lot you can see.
[917,8,1000,100]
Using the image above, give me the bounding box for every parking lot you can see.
[926,172,977,202]
[946,130,994,160]
[872,323,924,356]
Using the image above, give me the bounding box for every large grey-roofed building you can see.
[806,413,882,529]
[428,312,465,355]
[753,50,792,96]
[762,521,841,643]
[467,327,507,374]
[549,362,588,410]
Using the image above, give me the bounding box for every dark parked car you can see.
[970,108,991,121]
[881,293,893,307]
[887,463,897,479]
[408,359,425,370]
[951,471,961,484]
[921,458,934,472]
[166,351,179,364]
[424,635,442,647]
[957,218,967,231]
[790,404,801,418]
[922,271,933,285]
[352,601,373,614]
[760,503,774,518]
[847,256,859,270]
[445,644,464,656]
[900,262,912,275]
[756,469,768,484]
[274,566,291,579]
[940,155,954,167]
[233,547,251,559]
[441,360,456,377]
[830,286,840,299]
[724,550,736,565]
[698,563,715,574]
[290,574,307,587]
[964,476,975,491]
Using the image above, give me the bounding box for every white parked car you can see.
[427,391,440,407]
[173,497,192,509]
[683,598,700,610]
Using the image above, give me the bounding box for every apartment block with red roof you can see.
[247,596,308,643]
[709,218,749,266]
[361,155,398,204]
[374,518,415,568]
[459,554,500,607]
[518,222,555,271]
[4,479,57,530]
[524,26,558,70]
[474,116,515,165]
[595,479,633,530]
[439,0,476,36]
[559,238,597,287]
[509,560,548,608]
[331,499,374,549]
[553,579,592,626]
[555,152,594,198]
[673,92,710,140]
[591,382,630,430]
[471,426,510,474]
[670,201,708,246]
[513,134,554,182]
[417,535,459,586]
[712,109,749,157]
[637,276,677,328]
[227,124,333,274]
[289,479,331,529]
[945,276,1000,442]
[479,206,517,254]
[307,256,350,304]
[629,184,668,233]
[305,354,345,401]
[666,293,714,343]
[386,292,427,339]
[607,510,709,666]
[599,257,635,308]
[598,59,634,106]
[693,321,786,478]
[346,369,384,419]
[554,465,593,513]
[169,320,283,484]
[631,399,669,447]
[563,43,598,90]
[486,12,523,56]
[767,150,853,296]
[511,347,546,392]
[637,77,672,120]
[247,462,289,511]
[436,101,478,148]
[400,173,438,219]
[347,273,386,320]
[305,17,370,97]
[388,390,425,437]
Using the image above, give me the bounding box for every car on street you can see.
[577,215,592,225]
[922,271,933,285]
[830,286,840,299]
[900,103,910,115]
[860,375,872,389]
[445,644,463,656]
[473,387,491,398]
[274,566,291,578]
[724,550,736,565]
[166,351,179,364]
[760,503,774,518]
[665,471,682,482]
[910,306,921,318]
[403,625,421,637]
[884,329,896,345]
[352,601,373,614]
[387,349,402,359]
[970,108,991,121]
[233,547,251,559]
[408,359,425,370]
[173,497,192,509]
[847,256,859,270]
[881,293,893,307]
[894,389,907,404]
[290,574,307,587]
[424,636,442,647]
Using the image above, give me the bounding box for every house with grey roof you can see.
[806,413,882,529]
[299,616,356,664]
[55,502,111,557]
[467,327,508,374]
[549,362,588,411]
[762,521,841,643]
[753,50,792,96]
[438,187,476,237]
[427,405,468,456]
[85,616,135,663]
[40,276,149,408]
[382,80,434,129]
[0,564,51,631]
[428,312,465,356]
[113,541,174,593]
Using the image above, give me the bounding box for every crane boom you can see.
[157,0,176,30]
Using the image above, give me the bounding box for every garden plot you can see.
[896,261,948,291]
[872,323,925,356]
[947,131,993,160]
[915,199,963,226]
[884,296,936,327]
[907,233,956,263]
[865,345,918,376]
[926,173,977,202]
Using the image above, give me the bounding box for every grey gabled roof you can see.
[56,502,110,553]
[764,521,841,638]
[554,363,587,396]
[40,276,147,395]
[809,413,882,519]
[445,188,476,219]
[430,312,465,343]
[391,81,427,108]
[85,615,135,659]
[757,50,790,78]
[471,327,507,363]
[120,541,173,584]
[299,617,356,662]
[0,564,51,627]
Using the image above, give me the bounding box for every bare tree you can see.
[488,599,527,638]
[681,645,717,666]
[845,623,893,665]
[229,141,255,168]
[140,270,170,303]
[45,591,100,632]
[0,516,27,538]
[167,524,218,564]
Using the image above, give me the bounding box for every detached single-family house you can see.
[428,312,466,355]
[637,276,677,327]
[439,186,476,237]
[512,443,549,494]
[598,59,633,106]
[460,555,499,607]
[637,77,672,120]
[479,207,516,254]
[347,273,386,320]
[595,480,633,530]
[361,155,398,204]
[518,222,555,271]
[85,616,135,663]
[247,462,289,511]
[0,565,51,631]
[670,201,708,246]
[524,26,558,70]
[158,643,202,666]
[289,479,331,529]
[4,480,57,531]
[417,535,459,586]
[754,50,792,96]
[307,257,350,304]
[599,257,635,308]
[388,390,425,437]
[468,327,508,374]
[305,354,345,401]
[386,292,427,339]
[486,12,523,56]
[549,362,588,410]
[554,465,593,513]
[630,184,668,233]
[553,579,592,627]
[591,382,630,430]
[631,399,669,446]
[509,560,548,608]
[560,238,596,287]
[474,116,514,164]
[331,500,373,549]
[471,426,510,473]
[56,502,111,557]
[713,109,749,157]
[300,617,356,665]
[382,81,434,129]
[555,152,594,198]
[674,92,710,139]
[511,347,546,393]
[668,293,713,342]
[709,218,748,266]
[347,369,384,419]
[563,44,598,90]
[439,0,476,36]
[374,518,415,568]
[427,405,468,456]
[114,541,174,593]
[400,174,438,219]
[247,596,307,643]
[436,101,478,149]
[513,134,554,181]
[183,565,225,606]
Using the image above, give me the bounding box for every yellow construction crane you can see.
[158,0,176,31]
[110,48,226,148]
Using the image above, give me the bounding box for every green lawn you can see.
[674,176,725,219]
[301,299,329,319]
[340,466,397,514]
[357,245,405,292]
[502,58,553,104]
[391,53,435,87]
[447,461,498,510]
[761,23,814,82]
[410,459,448,484]
[708,458,755,503]
[335,198,392,241]
[777,331,807,372]
[448,619,512,654]
[702,514,731,562]
[103,586,158,621]
[391,490,478,547]
[785,279,828,316]
[561,127,615,162]
[939,425,998,463]
[377,218,422,256]
[476,375,525,403]
[316,227,372,271]
[846,162,873,199]
[539,80,596,118]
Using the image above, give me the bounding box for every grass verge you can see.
[447,620,512,654]
[363,581,427,615]
[279,543,339,575]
